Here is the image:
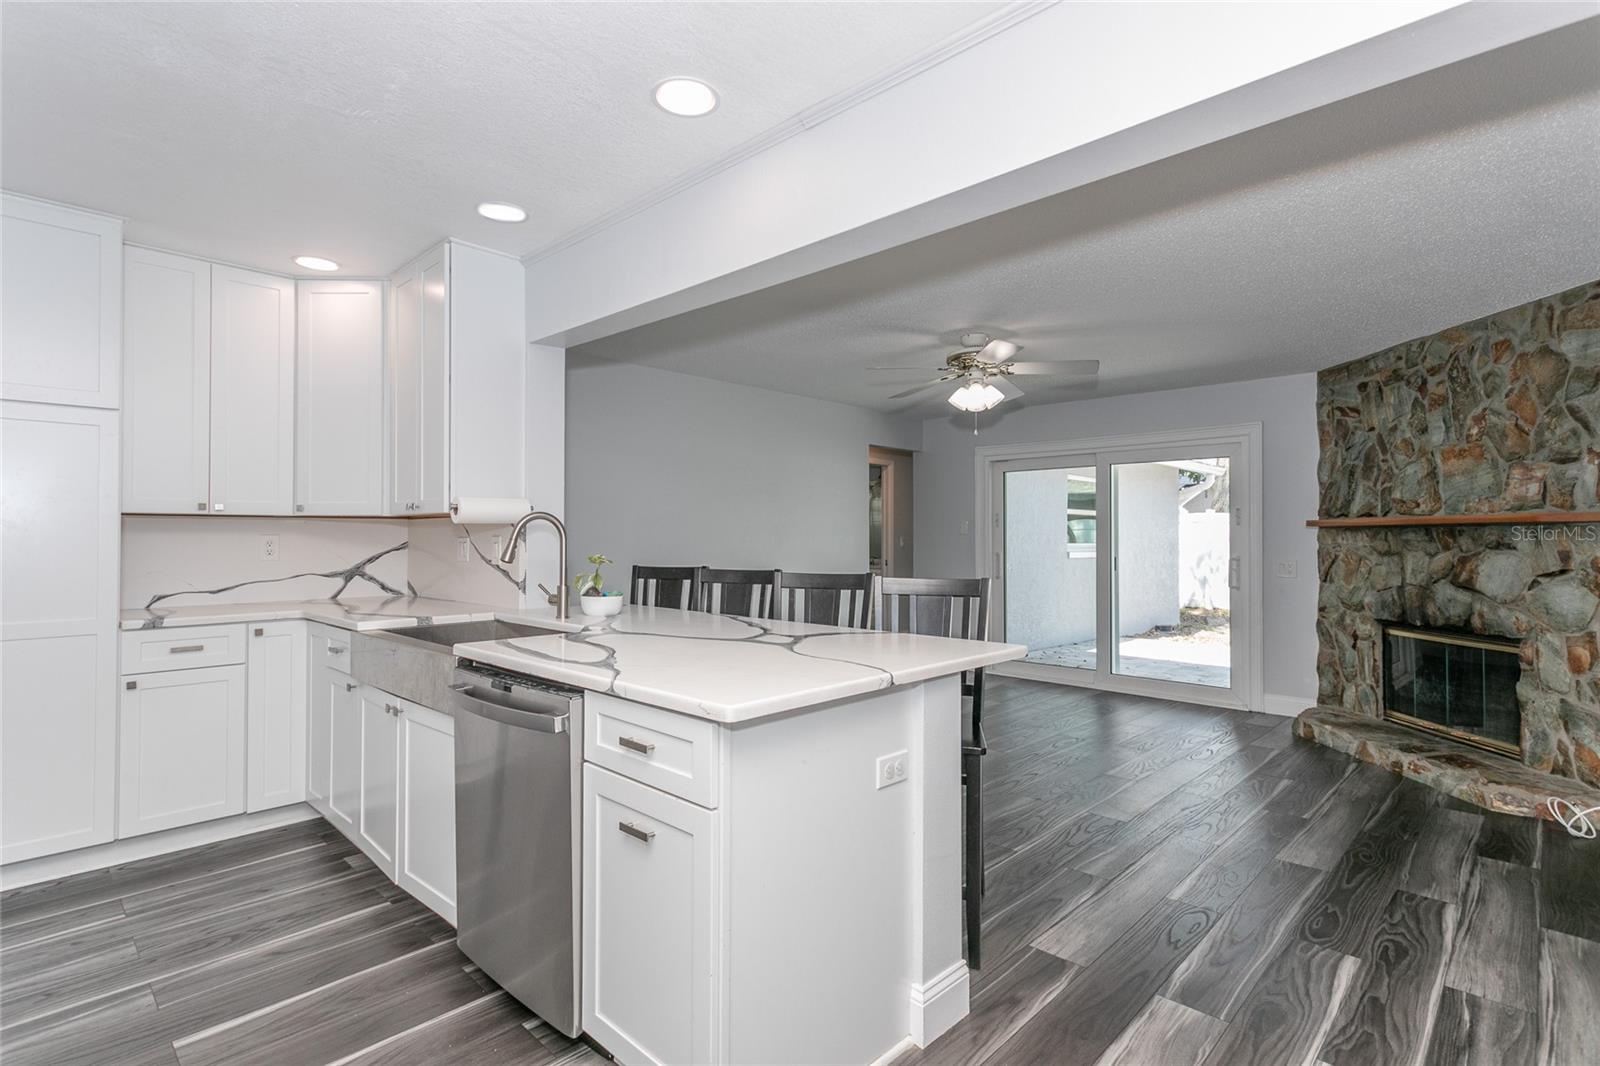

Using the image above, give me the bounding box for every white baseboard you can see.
[0,804,321,890]
[908,960,970,1047]
[1262,693,1315,718]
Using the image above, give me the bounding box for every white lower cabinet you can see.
[327,669,363,835]
[397,701,456,923]
[307,662,354,817]
[583,764,719,1066]
[246,621,307,812]
[355,687,400,877]
[118,665,247,838]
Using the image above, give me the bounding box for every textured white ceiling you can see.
[573,22,1600,416]
[0,1,998,275]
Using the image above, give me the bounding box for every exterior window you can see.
[1066,475,1096,553]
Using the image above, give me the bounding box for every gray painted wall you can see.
[565,361,921,591]
[915,373,1320,710]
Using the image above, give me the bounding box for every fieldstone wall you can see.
[1314,281,1600,787]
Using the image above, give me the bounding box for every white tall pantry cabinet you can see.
[0,194,123,865]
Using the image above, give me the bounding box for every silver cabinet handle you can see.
[328,645,346,655]
[196,502,207,512]
[213,503,225,511]
[394,703,405,716]
[295,504,305,513]
[619,821,655,843]
[253,628,264,637]
[618,736,655,756]
[345,682,358,692]
[169,644,205,654]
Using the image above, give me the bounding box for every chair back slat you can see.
[875,577,990,640]
[696,568,781,618]
[772,572,873,628]
[631,565,701,609]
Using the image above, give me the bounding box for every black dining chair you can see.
[876,576,992,968]
[695,568,781,618]
[630,565,701,609]
[771,572,874,628]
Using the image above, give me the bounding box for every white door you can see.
[397,700,456,924]
[992,434,1255,710]
[123,247,211,514]
[1,194,122,408]
[385,243,448,515]
[327,673,363,835]
[118,665,247,837]
[296,279,384,515]
[356,686,400,876]
[1,402,120,863]
[307,665,340,816]
[246,621,308,811]
[583,765,718,1066]
[210,265,294,515]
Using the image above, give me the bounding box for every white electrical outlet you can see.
[260,535,279,561]
[457,537,471,562]
[1275,561,1298,579]
[875,750,909,790]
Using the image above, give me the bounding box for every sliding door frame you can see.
[975,422,1264,713]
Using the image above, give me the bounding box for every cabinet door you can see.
[327,672,363,835]
[385,243,448,515]
[583,765,719,1066]
[296,279,383,515]
[356,686,399,877]
[122,247,210,514]
[118,666,247,838]
[210,265,294,515]
[246,621,308,812]
[1,402,120,864]
[1,195,122,408]
[307,665,339,815]
[397,700,456,924]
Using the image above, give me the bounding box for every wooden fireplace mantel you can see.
[1307,511,1600,528]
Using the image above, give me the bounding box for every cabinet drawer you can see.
[120,624,247,674]
[585,692,721,808]
[309,623,353,674]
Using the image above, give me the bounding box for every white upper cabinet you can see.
[448,241,525,502]
[296,279,383,515]
[210,266,295,515]
[386,242,450,515]
[1,195,122,408]
[123,247,211,514]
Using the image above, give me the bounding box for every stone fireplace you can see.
[1299,280,1600,817]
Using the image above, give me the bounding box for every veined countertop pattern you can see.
[453,605,1026,723]
[119,596,588,633]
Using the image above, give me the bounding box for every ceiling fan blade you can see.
[991,377,1025,401]
[1005,359,1100,375]
[978,339,1021,362]
[888,376,960,400]
[867,365,950,372]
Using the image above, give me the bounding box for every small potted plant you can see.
[572,553,625,617]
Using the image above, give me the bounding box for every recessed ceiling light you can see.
[293,256,339,271]
[477,201,528,223]
[654,78,718,117]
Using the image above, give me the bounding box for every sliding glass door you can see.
[994,437,1248,707]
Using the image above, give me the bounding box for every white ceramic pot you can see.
[579,594,625,618]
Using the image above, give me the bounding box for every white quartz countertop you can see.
[119,596,591,634]
[452,605,1026,723]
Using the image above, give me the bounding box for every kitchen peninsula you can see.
[456,606,1024,1066]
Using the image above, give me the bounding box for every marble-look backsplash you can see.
[121,516,524,610]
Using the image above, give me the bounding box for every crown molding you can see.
[520,1,1055,266]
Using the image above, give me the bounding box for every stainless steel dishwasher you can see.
[450,661,584,1037]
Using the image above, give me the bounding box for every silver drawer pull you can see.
[618,736,655,756]
[345,682,358,692]
[254,628,264,637]
[328,645,347,655]
[169,644,205,654]
[618,821,655,844]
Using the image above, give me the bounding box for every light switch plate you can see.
[1275,561,1298,579]
[457,537,471,562]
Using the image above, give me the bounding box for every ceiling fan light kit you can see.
[949,379,1005,412]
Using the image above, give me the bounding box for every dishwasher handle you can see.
[450,683,571,734]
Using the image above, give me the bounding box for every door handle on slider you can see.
[618,736,655,756]
[618,821,655,843]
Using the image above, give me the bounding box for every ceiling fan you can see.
[870,332,1099,412]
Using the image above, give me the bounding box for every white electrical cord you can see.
[1549,797,1600,839]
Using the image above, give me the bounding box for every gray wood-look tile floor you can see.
[4,679,1597,1065]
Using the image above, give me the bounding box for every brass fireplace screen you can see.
[1382,625,1522,758]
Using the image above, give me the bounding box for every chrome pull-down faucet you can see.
[502,511,568,620]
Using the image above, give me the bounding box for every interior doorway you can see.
[868,446,914,577]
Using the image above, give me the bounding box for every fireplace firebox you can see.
[1381,625,1522,758]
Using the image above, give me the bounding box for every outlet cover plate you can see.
[875,750,909,790]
